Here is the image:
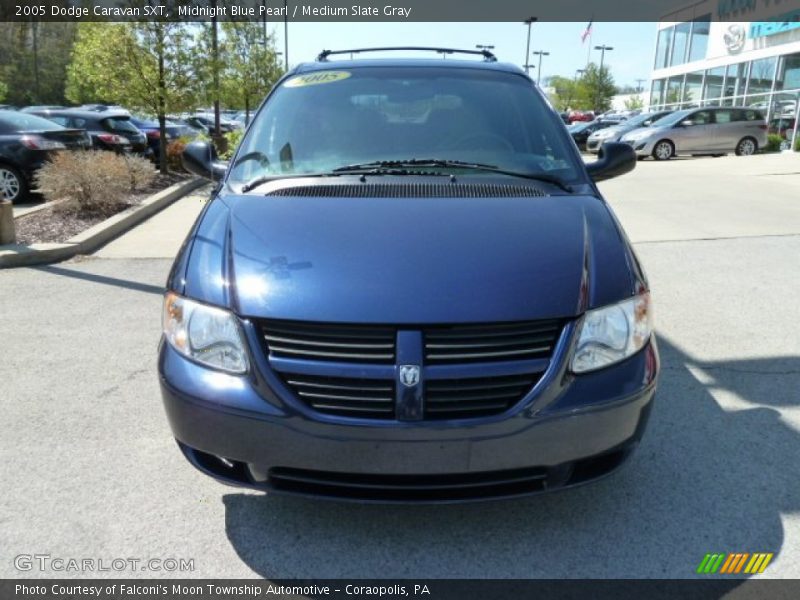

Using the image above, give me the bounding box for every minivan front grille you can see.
[424,373,539,420]
[261,320,396,364]
[260,318,562,421]
[423,320,562,364]
[281,373,396,418]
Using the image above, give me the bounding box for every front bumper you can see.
[159,325,659,503]
[622,138,655,156]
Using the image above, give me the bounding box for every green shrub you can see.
[764,134,783,153]
[220,128,244,160]
[795,136,800,152]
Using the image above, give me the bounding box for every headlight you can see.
[162,292,249,374]
[571,293,653,373]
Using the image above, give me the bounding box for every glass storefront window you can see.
[723,62,747,105]
[703,67,725,105]
[747,57,777,96]
[666,76,683,106]
[655,27,672,69]
[775,53,800,92]
[650,79,665,108]
[688,16,710,63]
[683,71,703,106]
[671,22,691,67]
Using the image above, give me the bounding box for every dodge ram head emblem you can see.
[399,365,421,387]
[724,24,746,53]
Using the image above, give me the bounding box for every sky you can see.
[266,22,658,88]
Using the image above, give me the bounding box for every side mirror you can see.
[182,140,228,181]
[586,142,636,183]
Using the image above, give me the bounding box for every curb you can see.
[0,178,206,269]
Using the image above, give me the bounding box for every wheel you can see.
[652,140,674,161]
[0,164,27,203]
[735,137,757,156]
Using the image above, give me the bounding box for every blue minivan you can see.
[159,48,659,502]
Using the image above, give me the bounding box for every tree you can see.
[624,95,645,110]
[581,62,617,113]
[0,22,76,105]
[66,18,196,174]
[0,80,7,103]
[220,22,283,122]
[546,76,582,111]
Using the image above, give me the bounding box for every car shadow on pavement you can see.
[221,336,799,579]
[33,264,165,296]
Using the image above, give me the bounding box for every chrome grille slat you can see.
[298,391,394,402]
[287,380,393,392]
[427,347,551,360]
[264,334,394,349]
[424,320,561,365]
[262,320,396,364]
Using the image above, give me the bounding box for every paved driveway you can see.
[1,155,799,579]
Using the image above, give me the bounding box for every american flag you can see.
[581,20,593,43]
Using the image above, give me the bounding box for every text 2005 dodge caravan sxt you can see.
[159,48,659,502]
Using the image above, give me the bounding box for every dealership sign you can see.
[750,16,800,39]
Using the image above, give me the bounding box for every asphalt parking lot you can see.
[1,153,799,580]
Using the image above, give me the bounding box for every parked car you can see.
[586,110,674,154]
[19,105,64,113]
[568,110,595,123]
[768,116,796,140]
[161,49,657,503]
[0,110,89,202]
[129,115,191,161]
[620,106,767,160]
[0,105,18,111]
[28,107,150,157]
[184,114,237,134]
[568,119,618,151]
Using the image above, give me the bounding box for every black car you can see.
[0,111,89,202]
[567,120,618,151]
[29,108,150,156]
[183,114,236,134]
[129,116,191,161]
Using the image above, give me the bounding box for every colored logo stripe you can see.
[697,553,774,574]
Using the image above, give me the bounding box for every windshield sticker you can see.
[284,71,352,88]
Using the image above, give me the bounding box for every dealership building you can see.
[648,0,800,123]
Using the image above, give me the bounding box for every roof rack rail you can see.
[316,47,497,62]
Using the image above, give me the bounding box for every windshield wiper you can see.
[238,167,450,193]
[333,159,573,191]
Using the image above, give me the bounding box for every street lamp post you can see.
[531,50,549,85]
[523,17,537,74]
[593,45,614,111]
[594,44,613,72]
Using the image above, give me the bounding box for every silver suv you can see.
[620,107,767,160]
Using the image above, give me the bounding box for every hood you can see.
[179,186,638,324]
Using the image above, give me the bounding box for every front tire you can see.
[0,164,27,203]
[652,140,674,161]
[735,137,757,156]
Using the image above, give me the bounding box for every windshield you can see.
[0,111,66,132]
[650,109,693,128]
[229,67,582,185]
[624,112,664,128]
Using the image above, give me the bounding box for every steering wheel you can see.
[446,132,514,152]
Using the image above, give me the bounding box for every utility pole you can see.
[212,3,220,137]
[531,50,549,85]
[261,0,268,48]
[523,17,537,74]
